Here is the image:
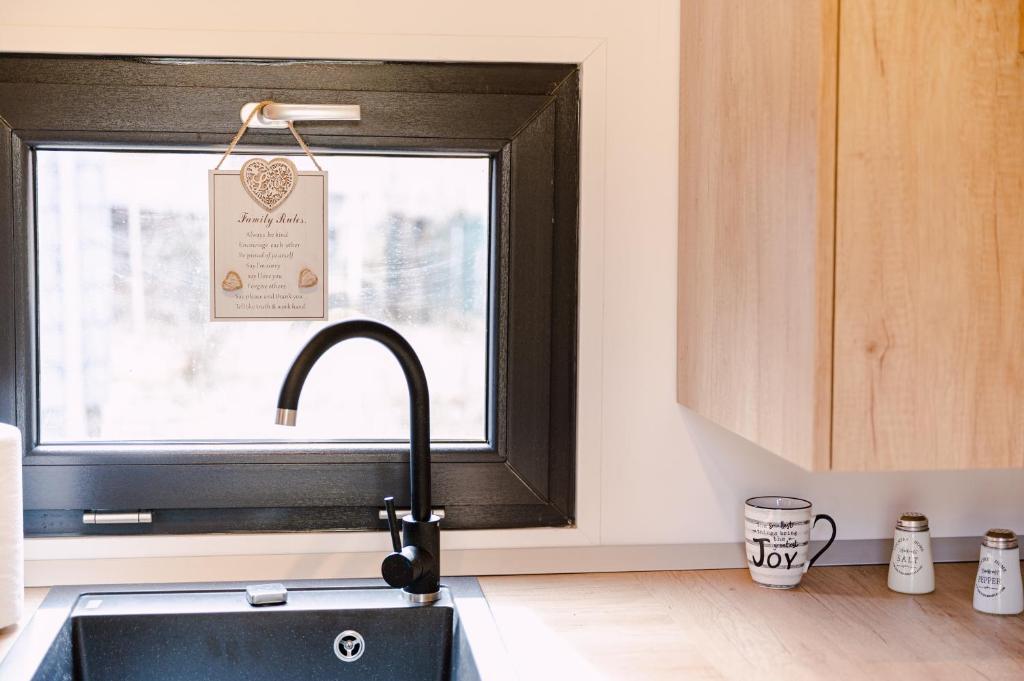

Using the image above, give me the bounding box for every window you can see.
[36,151,489,443]
[0,55,579,535]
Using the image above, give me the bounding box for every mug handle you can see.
[805,513,837,572]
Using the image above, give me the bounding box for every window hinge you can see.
[82,510,154,525]
[376,508,445,521]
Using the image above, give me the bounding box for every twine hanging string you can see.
[215,100,323,171]
[285,121,323,171]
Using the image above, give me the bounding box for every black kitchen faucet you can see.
[275,319,441,602]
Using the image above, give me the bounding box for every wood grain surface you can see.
[0,588,46,665]
[677,0,838,471]
[481,564,1024,680]
[833,0,1024,470]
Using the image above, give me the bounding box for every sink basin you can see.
[0,577,510,680]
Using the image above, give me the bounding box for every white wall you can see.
[4,0,1024,583]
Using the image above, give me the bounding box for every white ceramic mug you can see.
[744,496,837,589]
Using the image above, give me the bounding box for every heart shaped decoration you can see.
[298,267,319,289]
[240,157,297,211]
[221,270,243,291]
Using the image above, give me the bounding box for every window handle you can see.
[383,496,402,553]
[240,102,361,129]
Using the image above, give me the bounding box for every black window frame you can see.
[0,54,579,536]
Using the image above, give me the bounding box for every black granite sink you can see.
[0,578,509,681]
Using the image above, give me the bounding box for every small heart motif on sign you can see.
[221,270,243,291]
[241,157,297,211]
[298,267,319,289]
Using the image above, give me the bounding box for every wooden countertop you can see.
[478,564,1024,680]
[3,565,1023,679]
[0,588,47,665]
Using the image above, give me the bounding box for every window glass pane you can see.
[35,151,490,443]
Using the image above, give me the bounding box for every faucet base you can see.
[400,513,442,596]
[401,589,442,604]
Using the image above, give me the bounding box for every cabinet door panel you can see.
[834,0,1024,470]
[677,0,838,470]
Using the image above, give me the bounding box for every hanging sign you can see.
[209,102,328,321]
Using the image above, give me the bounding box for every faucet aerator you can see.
[275,408,297,427]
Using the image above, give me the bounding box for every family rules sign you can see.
[209,157,328,321]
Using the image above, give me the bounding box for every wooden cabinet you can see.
[678,0,1024,471]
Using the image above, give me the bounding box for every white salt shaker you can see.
[973,529,1023,616]
[887,512,934,594]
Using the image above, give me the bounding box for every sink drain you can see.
[333,630,365,662]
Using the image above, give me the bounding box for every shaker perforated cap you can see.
[983,529,1018,550]
[896,512,929,531]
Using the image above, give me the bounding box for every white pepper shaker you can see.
[887,512,935,594]
[973,529,1023,616]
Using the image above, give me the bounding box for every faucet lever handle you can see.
[383,496,402,552]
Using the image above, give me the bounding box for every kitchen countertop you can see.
[3,564,1023,679]
[0,588,47,665]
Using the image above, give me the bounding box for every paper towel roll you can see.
[0,423,23,629]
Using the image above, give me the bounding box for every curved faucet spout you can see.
[275,319,432,522]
